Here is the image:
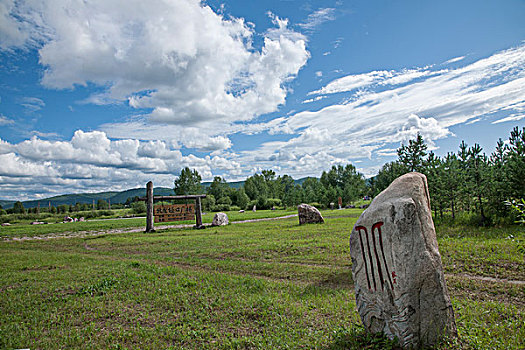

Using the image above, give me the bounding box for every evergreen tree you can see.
[371,161,406,196]
[13,201,26,214]
[174,167,203,195]
[505,126,525,200]
[443,153,462,219]
[207,176,229,201]
[467,144,489,224]
[397,133,427,172]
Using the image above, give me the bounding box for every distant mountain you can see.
[0,200,14,209]
[1,177,313,209]
[1,187,174,209]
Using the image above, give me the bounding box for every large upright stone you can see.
[298,204,324,224]
[349,172,456,348]
[211,212,229,226]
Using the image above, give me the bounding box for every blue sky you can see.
[0,0,524,200]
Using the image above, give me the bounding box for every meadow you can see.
[0,209,523,349]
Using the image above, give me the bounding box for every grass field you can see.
[0,208,304,239]
[0,209,524,349]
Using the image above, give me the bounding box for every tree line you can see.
[173,164,367,213]
[370,126,524,225]
[175,126,524,225]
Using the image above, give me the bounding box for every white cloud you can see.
[0,153,58,178]
[19,96,46,114]
[298,8,336,31]
[444,56,465,64]
[1,0,309,128]
[0,0,35,49]
[309,68,438,95]
[235,44,525,178]
[492,114,525,124]
[302,95,326,104]
[309,70,391,95]
[394,114,452,144]
[100,120,233,152]
[0,130,249,199]
[0,115,14,126]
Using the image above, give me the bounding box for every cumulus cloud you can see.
[0,130,246,200]
[1,0,309,128]
[100,120,233,152]
[395,114,452,144]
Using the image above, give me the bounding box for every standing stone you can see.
[211,212,229,226]
[252,205,256,212]
[298,204,324,225]
[349,172,456,348]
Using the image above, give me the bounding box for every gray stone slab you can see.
[350,172,457,348]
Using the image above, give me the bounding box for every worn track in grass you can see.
[2,214,299,242]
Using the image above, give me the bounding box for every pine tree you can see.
[174,167,203,195]
[397,133,428,172]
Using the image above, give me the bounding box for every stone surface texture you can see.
[350,172,456,348]
[211,212,229,226]
[298,204,324,225]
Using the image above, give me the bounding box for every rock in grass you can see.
[349,172,457,348]
[211,212,229,226]
[298,203,324,225]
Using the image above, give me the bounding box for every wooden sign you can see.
[154,204,195,223]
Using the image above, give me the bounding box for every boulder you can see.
[298,204,324,225]
[211,212,229,226]
[252,205,256,212]
[238,210,245,213]
[30,221,45,225]
[350,172,456,348]
[1,223,11,226]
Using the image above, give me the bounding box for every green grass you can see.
[0,210,524,349]
[0,208,362,239]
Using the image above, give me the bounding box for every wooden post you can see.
[194,196,205,229]
[145,181,155,232]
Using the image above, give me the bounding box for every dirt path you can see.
[2,214,299,242]
[445,273,525,286]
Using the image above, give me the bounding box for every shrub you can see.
[267,198,282,208]
[131,202,146,214]
[202,195,215,212]
[506,199,525,225]
[213,204,231,212]
[308,202,323,209]
[217,196,232,206]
